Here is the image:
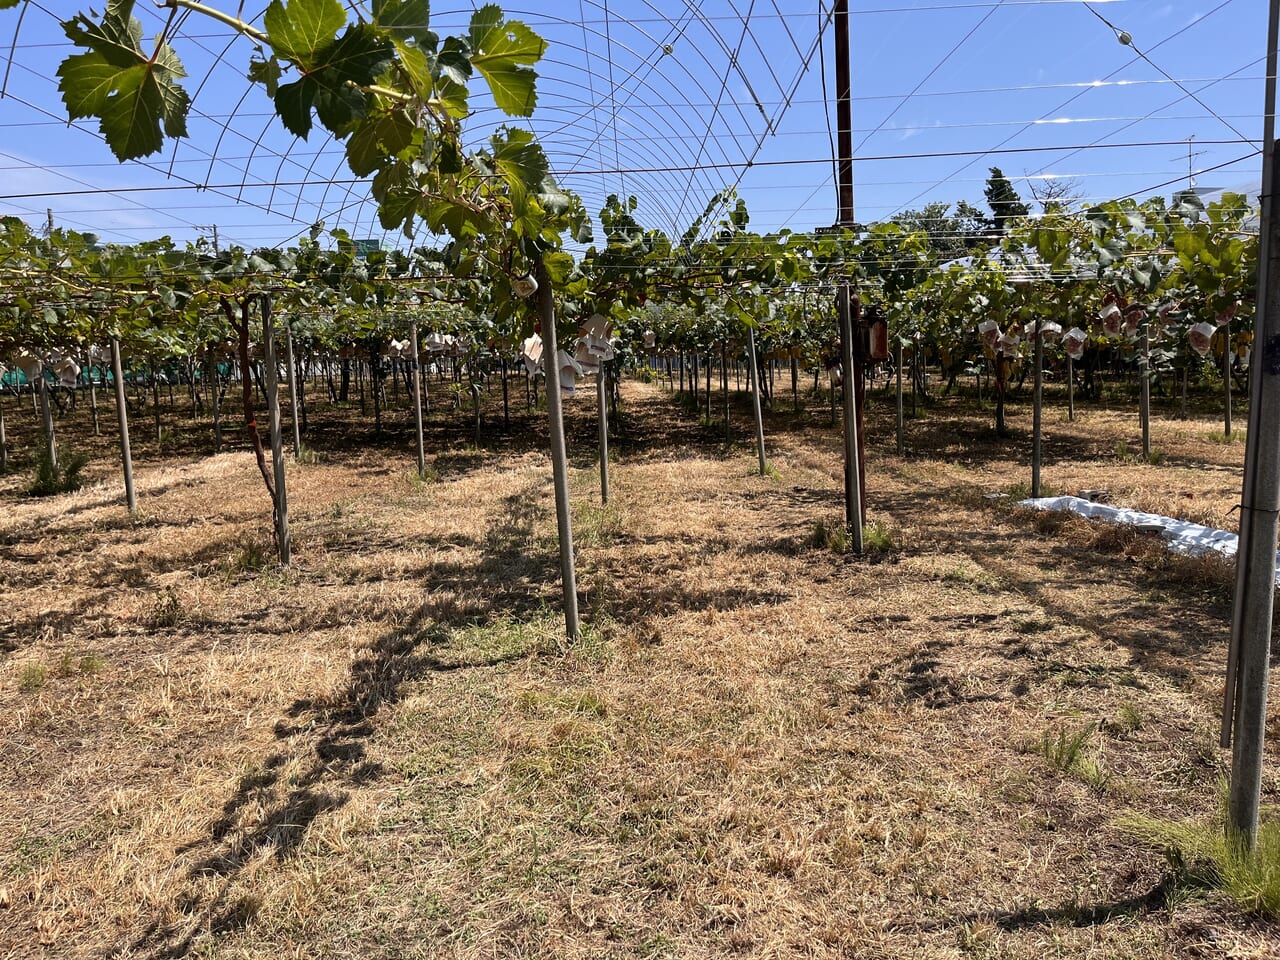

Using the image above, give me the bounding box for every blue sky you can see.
[0,1,1265,251]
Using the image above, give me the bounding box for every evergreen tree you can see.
[985,167,1030,234]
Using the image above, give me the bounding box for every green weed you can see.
[809,519,848,553]
[1032,722,1110,791]
[1116,441,1164,465]
[573,501,623,547]
[225,537,270,574]
[18,662,47,692]
[296,442,323,465]
[28,445,89,497]
[864,519,896,553]
[1120,791,1280,917]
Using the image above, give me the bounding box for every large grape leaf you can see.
[468,5,543,116]
[56,6,190,160]
[263,0,346,68]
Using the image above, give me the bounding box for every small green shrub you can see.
[1116,441,1163,465]
[1006,481,1060,501]
[28,446,89,497]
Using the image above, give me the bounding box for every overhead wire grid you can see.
[0,0,1265,264]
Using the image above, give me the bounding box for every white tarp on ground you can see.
[1017,495,1277,582]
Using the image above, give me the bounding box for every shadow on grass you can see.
[127,488,562,957]
[932,876,1177,933]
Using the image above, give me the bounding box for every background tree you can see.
[985,166,1030,235]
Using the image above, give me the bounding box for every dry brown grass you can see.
[0,377,1275,958]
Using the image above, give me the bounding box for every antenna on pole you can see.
[1173,135,1209,192]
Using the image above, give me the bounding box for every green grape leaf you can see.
[58,52,121,118]
[271,26,392,139]
[345,111,415,176]
[56,9,190,160]
[263,0,346,68]
[468,5,544,116]
[434,76,469,119]
[274,78,316,138]
[248,56,283,97]
[372,0,433,46]
[371,162,419,231]
[491,126,547,191]
[393,40,434,101]
[61,5,144,69]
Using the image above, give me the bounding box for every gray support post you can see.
[1224,0,1279,850]
[38,368,57,470]
[260,297,291,566]
[210,351,222,453]
[597,366,610,504]
[535,262,580,642]
[86,349,99,435]
[747,326,767,475]
[285,318,302,460]
[410,319,426,477]
[1140,321,1152,460]
[1067,354,1075,422]
[896,340,905,456]
[1224,317,1234,438]
[110,338,136,512]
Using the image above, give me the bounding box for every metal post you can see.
[410,319,426,477]
[1067,354,1075,422]
[535,262,580,641]
[1140,321,1152,460]
[285,318,302,460]
[110,338,136,512]
[839,286,864,553]
[1224,0,1279,851]
[260,297,291,565]
[1224,317,1234,438]
[896,340,905,456]
[747,326,767,475]
[1032,322,1044,498]
[833,0,854,225]
[38,369,56,470]
[597,366,610,504]
[209,351,222,453]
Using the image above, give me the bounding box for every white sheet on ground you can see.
[1018,495,1274,581]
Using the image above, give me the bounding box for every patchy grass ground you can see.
[1,373,1278,958]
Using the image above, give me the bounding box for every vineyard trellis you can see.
[0,0,1277,860]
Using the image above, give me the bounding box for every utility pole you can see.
[45,208,53,236]
[198,224,220,253]
[1223,0,1279,851]
[834,0,864,551]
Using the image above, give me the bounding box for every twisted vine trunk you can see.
[221,295,278,548]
